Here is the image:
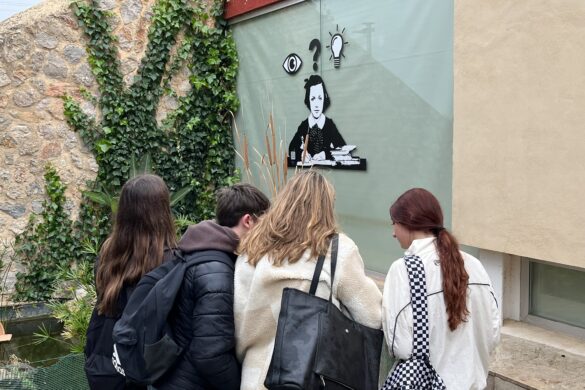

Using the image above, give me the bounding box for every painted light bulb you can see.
[330,33,343,68]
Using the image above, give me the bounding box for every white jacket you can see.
[383,237,500,390]
[235,233,382,390]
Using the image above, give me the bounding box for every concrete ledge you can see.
[0,302,63,337]
[488,320,585,389]
[486,373,536,390]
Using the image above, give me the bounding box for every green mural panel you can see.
[232,0,453,272]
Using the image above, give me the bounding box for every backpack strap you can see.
[403,254,430,359]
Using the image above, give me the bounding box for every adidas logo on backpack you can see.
[112,344,125,376]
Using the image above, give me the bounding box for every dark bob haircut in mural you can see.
[303,75,331,112]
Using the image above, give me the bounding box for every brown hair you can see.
[215,183,270,227]
[96,174,177,316]
[239,170,337,266]
[390,188,469,331]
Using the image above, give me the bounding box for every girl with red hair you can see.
[382,188,500,389]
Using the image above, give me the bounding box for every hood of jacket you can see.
[178,220,239,254]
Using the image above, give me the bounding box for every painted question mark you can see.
[309,39,321,71]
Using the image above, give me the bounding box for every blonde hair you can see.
[239,170,337,266]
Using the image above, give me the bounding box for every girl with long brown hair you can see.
[85,174,177,390]
[234,170,382,390]
[95,174,177,316]
[383,188,500,389]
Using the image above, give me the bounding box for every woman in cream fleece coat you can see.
[234,171,382,390]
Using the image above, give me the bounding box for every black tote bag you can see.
[264,234,384,390]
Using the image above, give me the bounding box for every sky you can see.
[0,0,42,22]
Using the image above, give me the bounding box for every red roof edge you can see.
[224,0,283,20]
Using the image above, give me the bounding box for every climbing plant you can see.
[13,166,78,302]
[13,0,238,301]
[65,0,239,220]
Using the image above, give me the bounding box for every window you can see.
[529,260,585,329]
[230,0,454,272]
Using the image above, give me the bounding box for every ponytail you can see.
[435,229,469,331]
[390,188,470,331]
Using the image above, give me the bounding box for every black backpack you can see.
[112,250,231,385]
[85,303,128,390]
[85,259,136,390]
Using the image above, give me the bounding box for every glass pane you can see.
[232,0,453,272]
[530,261,585,329]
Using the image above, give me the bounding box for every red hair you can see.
[390,188,469,331]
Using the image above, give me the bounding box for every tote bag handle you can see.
[308,234,339,304]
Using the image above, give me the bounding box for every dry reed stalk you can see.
[243,134,249,167]
[232,110,290,196]
[270,114,277,168]
[257,145,277,197]
[282,153,288,184]
[276,139,285,187]
[301,134,309,167]
[272,130,281,187]
[264,134,273,165]
[242,134,252,182]
[231,112,252,183]
[254,161,274,198]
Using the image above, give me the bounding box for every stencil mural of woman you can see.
[288,75,365,169]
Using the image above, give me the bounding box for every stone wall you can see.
[0,0,190,293]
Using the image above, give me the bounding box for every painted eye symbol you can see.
[282,53,303,75]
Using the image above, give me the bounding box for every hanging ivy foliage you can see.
[65,0,239,219]
[13,165,77,302]
[12,0,239,301]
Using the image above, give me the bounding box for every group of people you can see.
[86,170,500,390]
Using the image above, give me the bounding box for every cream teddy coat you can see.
[234,233,382,390]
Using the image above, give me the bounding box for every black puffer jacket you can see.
[155,221,240,390]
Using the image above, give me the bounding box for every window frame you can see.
[521,258,585,339]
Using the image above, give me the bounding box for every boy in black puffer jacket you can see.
[154,184,270,390]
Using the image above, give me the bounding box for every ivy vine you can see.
[13,0,239,301]
[13,166,78,302]
[65,0,239,219]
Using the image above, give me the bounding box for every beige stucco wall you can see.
[453,0,585,269]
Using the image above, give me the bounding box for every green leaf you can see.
[139,152,153,175]
[82,191,112,207]
[96,139,111,153]
[130,154,138,178]
[170,186,192,207]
